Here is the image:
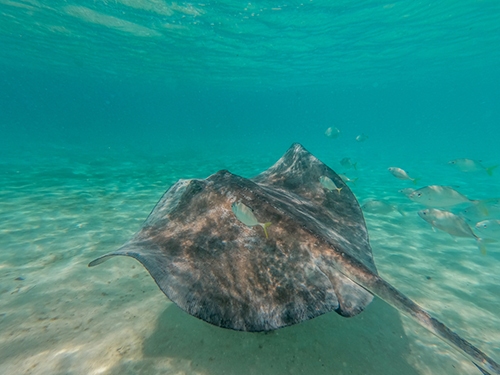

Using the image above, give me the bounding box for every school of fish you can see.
[233,130,499,255]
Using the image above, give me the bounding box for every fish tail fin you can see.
[474,200,490,216]
[486,165,498,176]
[412,177,422,185]
[477,238,496,255]
[351,178,359,186]
[260,222,272,239]
[337,187,343,194]
[353,162,358,171]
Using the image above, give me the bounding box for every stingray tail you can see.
[352,271,500,375]
[486,165,498,176]
[476,362,494,375]
[259,222,272,239]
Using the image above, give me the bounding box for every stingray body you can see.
[89,143,499,374]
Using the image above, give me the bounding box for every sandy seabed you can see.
[1,144,499,375]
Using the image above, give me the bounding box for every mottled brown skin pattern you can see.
[90,143,375,331]
[89,144,500,374]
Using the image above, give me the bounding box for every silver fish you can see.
[449,159,498,176]
[418,208,488,254]
[388,167,420,185]
[460,198,500,223]
[319,176,342,193]
[340,157,357,170]
[361,200,404,216]
[325,127,340,139]
[231,202,272,238]
[475,220,500,238]
[409,185,471,207]
[339,174,358,186]
[398,188,416,198]
[355,133,369,142]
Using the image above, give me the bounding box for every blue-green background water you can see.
[1,1,500,375]
[1,0,499,158]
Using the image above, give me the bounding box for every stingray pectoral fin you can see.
[323,267,374,318]
[88,252,139,267]
[259,222,272,239]
[359,273,500,375]
[88,254,117,267]
[88,245,144,267]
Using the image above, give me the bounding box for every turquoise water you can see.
[1,1,500,374]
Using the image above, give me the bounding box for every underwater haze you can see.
[1,0,500,374]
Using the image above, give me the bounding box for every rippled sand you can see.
[1,144,499,375]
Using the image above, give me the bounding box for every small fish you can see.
[460,198,500,223]
[339,174,358,186]
[319,176,342,193]
[388,167,420,185]
[398,188,416,198]
[340,157,357,170]
[418,209,489,254]
[475,220,500,238]
[449,159,498,176]
[231,202,272,239]
[355,134,369,142]
[324,127,340,139]
[409,185,471,208]
[361,200,404,216]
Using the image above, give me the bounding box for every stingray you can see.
[89,143,500,374]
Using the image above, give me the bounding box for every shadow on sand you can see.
[109,298,420,375]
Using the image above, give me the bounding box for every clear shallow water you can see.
[1,0,500,374]
[1,0,499,86]
[1,146,500,375]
